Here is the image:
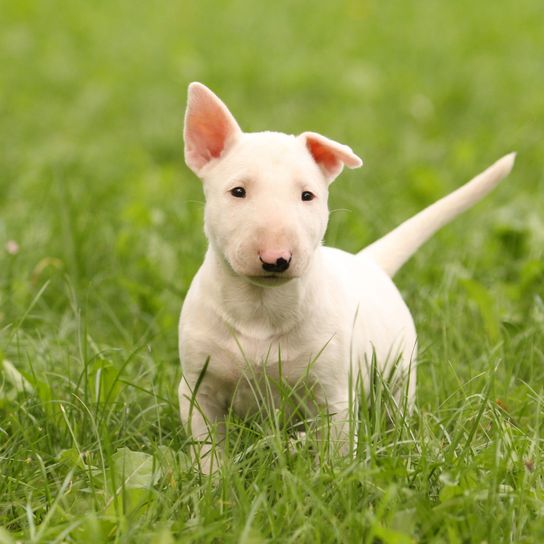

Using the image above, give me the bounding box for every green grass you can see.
[1,0,544,541]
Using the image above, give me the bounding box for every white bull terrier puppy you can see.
[178,82,515,473]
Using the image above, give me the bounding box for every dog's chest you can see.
[214,321,340,377]
[222,330,344,416]
[183,313,345,416]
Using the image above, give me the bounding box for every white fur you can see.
[178,82,515,472]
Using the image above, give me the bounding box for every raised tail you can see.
[360,153,516,277]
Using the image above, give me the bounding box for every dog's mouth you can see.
[225,252,302,287]
[246,274,295,287]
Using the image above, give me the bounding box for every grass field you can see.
[1,0,543,541]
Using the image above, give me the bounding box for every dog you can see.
[178,82,515,473]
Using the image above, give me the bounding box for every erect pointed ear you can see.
[299,131,363,183]
[184,82,242,175]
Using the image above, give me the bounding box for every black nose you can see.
[260,257,291,273]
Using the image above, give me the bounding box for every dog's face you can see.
[183,83,362,286]
[201,132,330,283]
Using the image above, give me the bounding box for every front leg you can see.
[323,399,353,456]
[312,381,354,457]
[178,379,226,474]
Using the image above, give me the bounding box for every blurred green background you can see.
[1,0,543,541]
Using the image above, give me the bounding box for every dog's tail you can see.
[360,153,516,277]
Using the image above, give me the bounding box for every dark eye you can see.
[230,187,246,198]
[301,191,315,202]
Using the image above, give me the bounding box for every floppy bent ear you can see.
[184,82,242,175]
[299,131,363,183]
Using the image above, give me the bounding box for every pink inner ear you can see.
[306,138,343,177]
[191,114,230,160]
[184,84,241,173]
[302,131,362,182]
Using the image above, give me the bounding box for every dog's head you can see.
[183,83,362,286]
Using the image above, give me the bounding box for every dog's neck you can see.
[201,247,320,340]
